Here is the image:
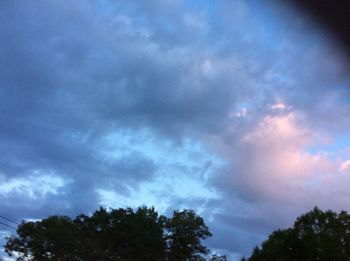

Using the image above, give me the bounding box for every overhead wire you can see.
[0,215,19,225]
[0,221,16,230]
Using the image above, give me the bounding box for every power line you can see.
[0,216,19,225]
[0,221,16,230]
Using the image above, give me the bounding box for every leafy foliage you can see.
[165,210,212,260]
[210,254,227,260]
[5,207,214,261]
[249,207,350,261]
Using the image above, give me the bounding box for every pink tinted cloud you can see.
[207,107,350,249]
[215,109,347,208]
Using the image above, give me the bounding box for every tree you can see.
[4,207,215,261]
[249,207,350,261]
[165,210,212,260]
[5,215,79,261]
[210,254,227,260]
[77,206,166,260]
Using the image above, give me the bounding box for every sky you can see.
[1,0,350,259]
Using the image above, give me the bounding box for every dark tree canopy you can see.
[210,254,227,261]
[165,210,212,260]
[249,207,350,261]
[4,207,218,261]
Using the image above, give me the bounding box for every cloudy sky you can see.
[1,0,350,259]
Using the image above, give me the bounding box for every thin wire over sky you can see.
[0,216,19,225]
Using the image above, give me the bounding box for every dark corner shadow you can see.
[288,0,350,57]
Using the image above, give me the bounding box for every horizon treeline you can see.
[4,206,226,261]
[4,206,350,260]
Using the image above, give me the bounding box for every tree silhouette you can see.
[249,207,350,261]
[210,254,227,260]
[165,210,212,260]
[4,207,214,261]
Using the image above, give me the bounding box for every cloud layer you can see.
[1,0,350,259]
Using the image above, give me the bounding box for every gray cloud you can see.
[1,0,350,259]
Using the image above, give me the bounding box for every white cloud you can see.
[270,101,288,110]
[339,160,350,172]
[0,171,69,199]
